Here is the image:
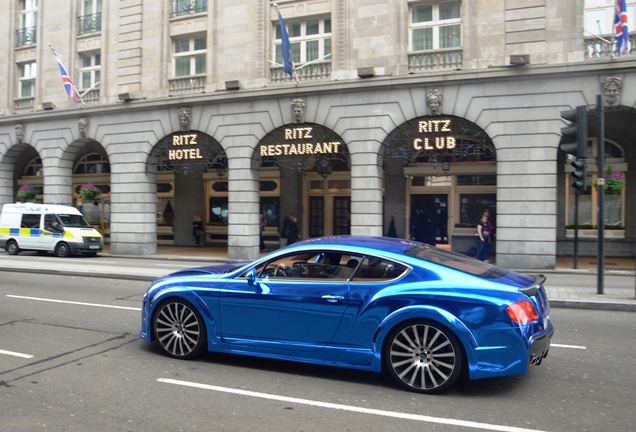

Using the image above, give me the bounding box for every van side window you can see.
[21,214,41,228]
[44,214,63,232]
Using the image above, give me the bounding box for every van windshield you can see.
[58,214,92,228]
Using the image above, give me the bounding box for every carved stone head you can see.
[178,106,192,131]
[291,98,306,123]
[78,117,89,139]
[601,76,623,107]
[15,124,25,143]
[426,89,442,116]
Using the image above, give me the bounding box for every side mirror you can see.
[246,268,257,286]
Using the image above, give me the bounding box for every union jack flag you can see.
[614,0,630,57]
[50,45,77,101]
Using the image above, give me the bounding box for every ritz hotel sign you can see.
[412,119,456,151]
[260,126,341,156]
[168,134,202,160]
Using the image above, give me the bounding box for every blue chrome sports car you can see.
[140,236,553,394]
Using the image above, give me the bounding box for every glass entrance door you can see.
[410,194,448,245]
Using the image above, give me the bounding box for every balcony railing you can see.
[79,88,100,103]
[270,61,331,83]
[14,97,35,113]
[15,26,37,48]
[77,13,102,36]
[170,0,208,18]
[585,34,635,58]
[408,48,463,72]
[168,75,206,95]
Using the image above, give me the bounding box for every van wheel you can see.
[6,240,20,255]
[55,242,70,257]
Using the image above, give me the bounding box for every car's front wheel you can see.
[55,242,70,257]
[385,320,464,394]
[153,299,206,359]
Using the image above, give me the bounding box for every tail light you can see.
[507,300,539,324]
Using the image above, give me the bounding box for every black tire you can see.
[384,320,464,394]
[153,299,206,359]
[55,242,70,257]
[6,240,20,255]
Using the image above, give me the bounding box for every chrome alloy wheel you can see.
[154,300,205,359]
[386,322,463,393]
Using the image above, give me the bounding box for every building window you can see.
[410,1,461,51]
[171,0,208,18]
[459,194,496,226]
[23,156,43,177]
[80,53,101,90]
[16,0,38,47]
[19,62,37,98]
[78,0,102,36]
[74,153,110,174]
[275,17,331,65]
[173,35,207,77]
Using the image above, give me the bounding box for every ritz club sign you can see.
[260,126,342,157]
[412,119,456,151]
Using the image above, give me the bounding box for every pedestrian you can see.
[284,213,300,245]
[259,213,268,252]
[476,214,491,261]
[192,215,204,247]
[423,211,437,246]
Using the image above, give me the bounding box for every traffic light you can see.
[560,106,588,158]
[570,159,588,191]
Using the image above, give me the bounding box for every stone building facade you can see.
[1,0,634,268]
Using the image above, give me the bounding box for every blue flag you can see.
[276,9,294,76]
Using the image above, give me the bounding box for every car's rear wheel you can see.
[6,240,20,255]
[385,320,464,394]
[153,299,206,359]
[55,242,70,257]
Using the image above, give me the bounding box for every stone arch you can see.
[147,130,226,246]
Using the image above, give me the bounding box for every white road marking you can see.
[158,378,550,432]
[0,349,34,359]
[6,295,140,311]
[158,264,196,268]
[551,343,587,350]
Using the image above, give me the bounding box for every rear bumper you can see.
[529,326,553,366]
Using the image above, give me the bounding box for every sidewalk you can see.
[99,245,636,312]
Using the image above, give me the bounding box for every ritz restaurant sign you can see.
[259,125,342,157]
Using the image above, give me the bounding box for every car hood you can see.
[163,261,251,278]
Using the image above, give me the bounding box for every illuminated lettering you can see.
[259,141,342,157]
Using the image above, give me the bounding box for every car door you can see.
[219,252,350,351]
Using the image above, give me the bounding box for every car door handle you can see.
[322,295,344,302]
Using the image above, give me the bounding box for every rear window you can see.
[404,244,508,278]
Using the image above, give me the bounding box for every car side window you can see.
[255,251,364,281]
[351,256,408,281]
[21,213,41,228]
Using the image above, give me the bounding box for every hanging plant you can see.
[17,184,39,201]
[594,166,625,195]
[79,184,102,201]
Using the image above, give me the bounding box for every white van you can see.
[0,203,104,257]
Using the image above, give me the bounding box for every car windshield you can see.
[404,244,508,278]
[57,214,93,228]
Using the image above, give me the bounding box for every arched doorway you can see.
[148,130,227,246]
[382,115,496,252]
[255,123,350,243]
